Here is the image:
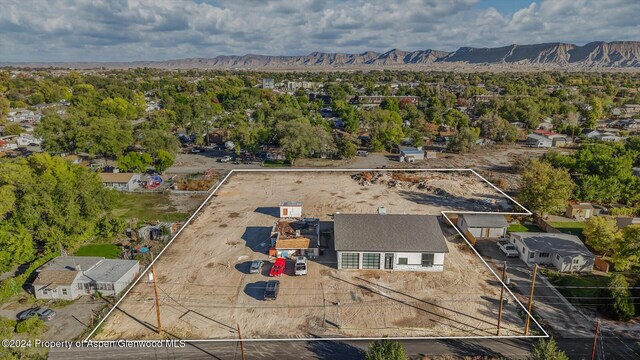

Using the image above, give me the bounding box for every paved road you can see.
[47,336,640,359]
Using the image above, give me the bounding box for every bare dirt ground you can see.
[96,171,528,340]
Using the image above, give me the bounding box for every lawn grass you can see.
[110,192,189,223]
[261,159,290,167]
[507,223,543,232]
[543,270,610,306]
[74,244,121,259]
[548,221,586,239]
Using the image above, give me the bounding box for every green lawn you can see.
[111,192,189,223]
[544,270,610,306]
[74,244,121,259]
[548,221,586,239]
[508,223,543,232]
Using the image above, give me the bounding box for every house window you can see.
[42,289,48,295]
[556,254,561,260]
[62,289,68,296]
[573,259,580,264]
[539,252,550,258]
[362,253,381,269]
[97,283,114,291]
[398,258,408,265]
[422,253,435,267]
[341,253,359,269]
[529,252,535,259]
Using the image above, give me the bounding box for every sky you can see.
[1,0,639,62]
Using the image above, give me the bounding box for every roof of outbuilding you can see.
[333,214,449,253]
[511,232,594,258]
[459,214,509,228]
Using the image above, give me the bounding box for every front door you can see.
[384,253,394,270]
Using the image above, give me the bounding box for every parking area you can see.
[96,171,528,340]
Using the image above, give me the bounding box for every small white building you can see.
[32,256,139,300]
[509,232,594,273]
[525,133,553,148]
[399,146,424,163]
[456,214,508,239]
[280,201,302,218]
[99,173,141,192]
[334,214,449,272]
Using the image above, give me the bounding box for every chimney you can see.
[75,264,82,272]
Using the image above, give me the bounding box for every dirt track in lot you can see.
[96,171,529,340]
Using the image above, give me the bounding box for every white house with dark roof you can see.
[32,256,139,300]
[509,232,594,273]
[334,214,449,271]
[456,214,508,239]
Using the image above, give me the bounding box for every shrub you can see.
[365,339,408,360]
[15,317,46,336]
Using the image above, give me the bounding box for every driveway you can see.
[474,239,594,337]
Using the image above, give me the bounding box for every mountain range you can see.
[5,41,640,69]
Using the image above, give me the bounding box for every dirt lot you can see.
[96,171,528,340]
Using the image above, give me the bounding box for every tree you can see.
[368,109,403,150]
[365,339,408,360]
[380,97,399,112]
[608,274,635,321]
[447,127,479,153]
[519,160,574,215]
[583,216,620,256]
[154,149,174,174]
[529,338,568,360]
[3,123,23,136]
[275,118,336,166]
[117,152,153,172]
[611,225,640,271]
[477,113,517,143]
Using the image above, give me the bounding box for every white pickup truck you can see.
[497,239,519,258]
[295,256,307,276]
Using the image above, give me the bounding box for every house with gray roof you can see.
[32,256,139,300]
[456,214,508,239]
[333,214,449,271]
[509,232,594,273]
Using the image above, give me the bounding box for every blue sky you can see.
[0,0,638,62]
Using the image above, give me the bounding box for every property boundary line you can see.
[84,168,548,342]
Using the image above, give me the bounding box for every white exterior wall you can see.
[34,283,79,300]
[337,251,444,272]
[280,206,302,218]
[456,216,506,239]
[512,235,594,273]
[111,262,140,296]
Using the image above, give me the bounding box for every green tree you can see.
[365,339,408,360]
[3,123,23,136]
[583,216,620,256]
[608,274,635,321]
[380,97,400,112]
[117,152,153,172]
[368,109,404,150]
[611,225,640,271]
[154,149,174,174]
[529,338,568,360]
[275,118,336,166]
[519,160,575,215]
[447,127,480,153]
[15,316,46,336]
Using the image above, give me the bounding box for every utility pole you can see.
[524,263,538,336]
[237,324,246,360]
[151,263,162,335]
[591,319,601,360]
[497,261,507,335]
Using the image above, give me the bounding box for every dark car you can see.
[264,280,280,300]
[17,307,56,321]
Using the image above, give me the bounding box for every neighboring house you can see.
[399,146,424,163]
[565,203,595,220]
[136,222,178,241]
[456,214,508,239]
[99,173,141,192]
[509,233,594,273]
[280,202,302,218]
[334,214,449,271]
[270,217,320,258]
[525,133,553,148]
[585,130,623,142]
[32,256,139,300]
[16,134,42,146]
[633,167,640,177]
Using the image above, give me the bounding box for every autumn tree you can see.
[583,216,620,256]
[519,160,574,215]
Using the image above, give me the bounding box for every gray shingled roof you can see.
[511,232,594,258]
[459,214,509,228]
[333,214,449,253]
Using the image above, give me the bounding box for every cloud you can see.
[1,0,640,62]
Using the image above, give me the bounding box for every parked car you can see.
[269,257,286,277]
[219,155,233,163]
[264,280,280,300]
[498,239,519,258]
[17,307,56,321]
[249,260,263,274]
[294,256,307,276]
[357,150,368,157]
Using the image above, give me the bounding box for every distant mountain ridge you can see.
[5,41,640,69]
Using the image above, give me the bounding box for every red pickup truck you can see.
[269,258,286,277]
